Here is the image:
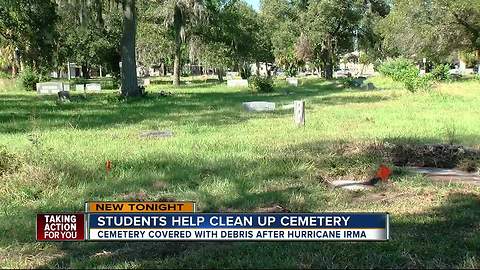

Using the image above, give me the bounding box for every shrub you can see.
[378,58,432,92]
[378,57,415,81]
[248,75,274,93]
[18,67,39,91]
[431,64,451,81]
[0,70,11,79]
[285,66,298,77]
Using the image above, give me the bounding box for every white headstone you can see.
[75,84,85,91]
[242,101,275,112]
[227,79,248,88]
[143,78,151,86]
[36,82,63,95]
[226,72,239,80]
[293,100,305,126]
[286,77,298,87]
[63,84,70,91]
[85,83,101,92]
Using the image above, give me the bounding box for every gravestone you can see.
[139,130,174,139]
[407,167,480,186]
[286,77,298,87]
[75,84,85,91]
[328,180,373,191]
[226,72,239,80]
[85,83,101,92]
[293,100,305,126]
[57,90,71,103]
[227,79,248,88]
[36,82,63,95]
[242,101,275,112]
[143,78,151,86]
[366,82,375,90]
[352,77,366,87]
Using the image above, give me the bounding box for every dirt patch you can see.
[370,143,480,170]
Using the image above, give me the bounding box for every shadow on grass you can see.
[0,79,377,134]
[34,192,479,268]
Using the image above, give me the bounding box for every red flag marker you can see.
[365,164,392,186]
[106,160,112,174]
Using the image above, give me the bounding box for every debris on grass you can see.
[139,130,174,139]
[381,143,480,169]
[255,204,290,213]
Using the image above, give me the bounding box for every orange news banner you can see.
[86,202,195,213]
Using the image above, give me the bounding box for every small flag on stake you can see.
[106,160,112,174]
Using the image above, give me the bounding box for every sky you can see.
[245,0,260,11]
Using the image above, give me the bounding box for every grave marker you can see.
[242,101,275,112]
[75,84,85,91]
[286,77,298,87]
[36,82,63,95]
[293,100,305,126]
[85,83,101,92]
[227,79,248,88]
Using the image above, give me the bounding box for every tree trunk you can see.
[255,62,260,76]
[324,60,333,80]
[82,65,89,79]
[120,0,140,97]
[172,6,182,86]
[217,67,224,82]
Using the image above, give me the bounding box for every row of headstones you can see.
[36,82,101,95]
[36,78,152,95]
[227,77,298,88]
[242,100,305,126]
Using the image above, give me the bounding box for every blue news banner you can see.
[87,213,389,241]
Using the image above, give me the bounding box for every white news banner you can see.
[88,228,388,241]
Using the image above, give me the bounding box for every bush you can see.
[248,75,274,93]
[0,70,11,79]
[18,67,39,91]
[378,58,432,92]
[431,64,451,81]
[285,66,298,77]
[378,57,415,81]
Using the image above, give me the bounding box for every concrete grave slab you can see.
[75,84,85,91]
[328,180,374,191]
[227,79,248,87]
[286,77,298,87]
[139,130,174,139]
[36,82,63,95]
[85,83,101,92]
[242,101,275,112]
[407,167,480,186]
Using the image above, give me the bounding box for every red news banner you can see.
[36,213,85,241]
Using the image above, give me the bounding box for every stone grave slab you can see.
[407,167,480,186]
[85,83,101,92]
[75,84,85,91]
[242,101,275,112]
[328,180,373,191]
[36,82,63,95]
[226,72,239,80]
[286,77,298,87]
[139,130,174,139]
[143,78,151,86]
[227,79,248,87]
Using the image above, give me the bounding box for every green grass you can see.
[0,76,479,268]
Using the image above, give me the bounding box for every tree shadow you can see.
[34,192,479,268]
[0,80,352,134]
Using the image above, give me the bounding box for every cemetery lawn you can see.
[1,76,480,269]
